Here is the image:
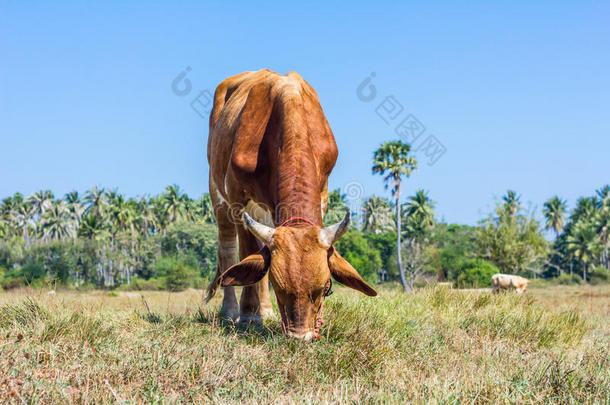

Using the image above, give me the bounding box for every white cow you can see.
[491,274,531,294]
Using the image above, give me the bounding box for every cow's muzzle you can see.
[285,329,317,341]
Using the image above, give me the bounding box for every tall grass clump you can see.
[40,310,116,346]
[451,290,589,347]
[0,297,50,328]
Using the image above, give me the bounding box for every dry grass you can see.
[0,284,608,403]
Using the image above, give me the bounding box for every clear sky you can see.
[1,1,608,225]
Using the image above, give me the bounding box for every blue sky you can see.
[1,1,608,225]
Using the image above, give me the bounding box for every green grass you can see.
[0,285,608,403]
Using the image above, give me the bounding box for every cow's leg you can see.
[257,273,274,319]
[236,227,272,322]
[237,227,262,322]
[212,203,239,320]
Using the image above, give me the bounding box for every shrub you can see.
[589,267,609,285]
[1,263,48,290]
[456,258,498,288]
[121,277,167,291]
[21,263,46,282]
[160,222,218,279]
[557,273,583,285]
[43,243,74,284]
[364,232,397,279]
[74,282,96,292]
[148,256,198,291]
[165,261,196,292]
[151,256,176,279]
[413,276,429,288]
[191,277,206,289]
[334,230,382,285]
[1,276,26,290]
[431,223,478,281]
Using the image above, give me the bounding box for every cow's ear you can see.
[220,247,271,287]
[327,247,377,296]
[231,82,274,174]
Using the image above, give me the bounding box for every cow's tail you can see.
[205,275,221,304]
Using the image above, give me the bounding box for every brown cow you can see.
[491,273,532,294]
[206,69,376,340]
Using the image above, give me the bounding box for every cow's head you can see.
[219,212,377,340]
[516,279,532,294]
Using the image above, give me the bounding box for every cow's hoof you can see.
[260,307,275,319]
[220,309,239,322]
[238,315,262,323]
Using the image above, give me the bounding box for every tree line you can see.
[366,140,608,290]
[0,185,218,290]
[0,141,608,291]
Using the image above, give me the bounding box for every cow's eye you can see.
[324,280,333,297]
[308,291,319,304]
[308,288,324,304]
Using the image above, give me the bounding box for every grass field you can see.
[0,284,608,403]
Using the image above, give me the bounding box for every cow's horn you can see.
[243,213,275,245]
[320,211,350,246]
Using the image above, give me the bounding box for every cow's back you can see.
[207,69,338,224]
[491,273,530,293]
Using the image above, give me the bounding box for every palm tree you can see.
[401,190,436,291]
[105,189,135,286]
[62,190,85,283]
[183,199,194,222]
[136,197,157,236]
[1,194,25,238]
[28,190,54,218]
[596,185,610,207]
[502,190,521,218]
[402,190,436,244]
[404,190,436,229]
[161,184,186,225]
[84,186,107,220]
[79,213,108,240]
[372,140,418,291]
[28,190,54,243]
[361,195,394,234]
[572,197,599,223]
[107,191,130,233]
[595,198,610,269]
[153,195,169,232]
[199,193,215,223]
[566,220,601,282]
[0,217,8,239]
[542,196,568,236]
[42,201,73,241]
[1,197,13,220]
[65,194,85,238]
[64,190,80,205]
[9,200,33,244]
[79,213,111,285]
[324,189,349,225]
[1,193,25,219]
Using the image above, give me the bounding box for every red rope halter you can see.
[278,216,316,227]
[275,279,332,339]
[275,216,330,339]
